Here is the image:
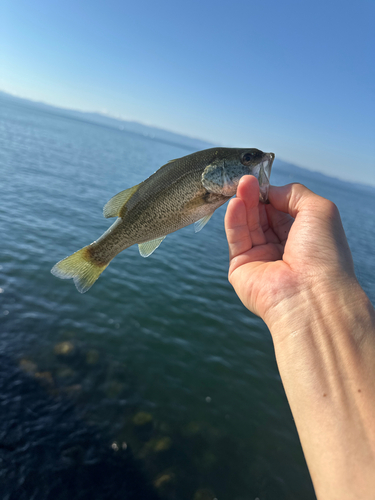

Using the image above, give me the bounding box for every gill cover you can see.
[201,160,247,197]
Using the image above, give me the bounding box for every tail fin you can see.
[51,246,109,293]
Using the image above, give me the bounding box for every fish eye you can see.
[241,152,254,165]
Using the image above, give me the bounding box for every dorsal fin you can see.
[157,157,181,169]
[103,184,140,218]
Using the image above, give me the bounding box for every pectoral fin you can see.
[138,236,166,257]
[103,184,140,218]
[194,214,213,233]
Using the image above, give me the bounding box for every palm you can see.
[226,211,295,321]
[225,177,310,322]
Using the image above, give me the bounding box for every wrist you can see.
[264,276,375,395]
[265,280,375,500]
[267,279,375,395]
[264,276,372,345]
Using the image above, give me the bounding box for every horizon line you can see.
[1,89,374,190]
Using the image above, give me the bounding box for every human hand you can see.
[225,176,375,499]
[224,175,358,333]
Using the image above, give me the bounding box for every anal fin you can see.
[138,236,166,258]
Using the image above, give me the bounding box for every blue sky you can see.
[1,0,374,184]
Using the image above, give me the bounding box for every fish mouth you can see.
[257,153,274,203]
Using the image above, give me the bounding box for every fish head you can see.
[201,149,274,202]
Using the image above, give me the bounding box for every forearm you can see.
[267,281,375,500]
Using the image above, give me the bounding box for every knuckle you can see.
[306,196,339,219]
[321,199,339,218]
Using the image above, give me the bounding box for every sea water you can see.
[1,94,374,500]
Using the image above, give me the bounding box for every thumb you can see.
[269,183,355,277]
[269,183,322,218]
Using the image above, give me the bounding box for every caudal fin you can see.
[51,246,109,293]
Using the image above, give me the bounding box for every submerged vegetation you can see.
[7,331,306,500]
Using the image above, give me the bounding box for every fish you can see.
[51,147,274,293]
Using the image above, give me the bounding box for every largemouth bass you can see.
[51,147,274,292]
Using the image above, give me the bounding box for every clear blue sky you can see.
[1,0,374,184]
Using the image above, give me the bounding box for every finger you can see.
[225,197,253,259]
[265,204,294,244]
[236,176,267,247]
[258,195,281,244]
[258,203,269,232]
[268,183,321,218]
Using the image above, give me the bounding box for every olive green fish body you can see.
[51,147,274,292]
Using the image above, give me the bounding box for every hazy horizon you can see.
[0,89,212,146]
[3,89,375,191]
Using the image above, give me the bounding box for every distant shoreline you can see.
[1,90,374,192]
[0,90,214,153]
